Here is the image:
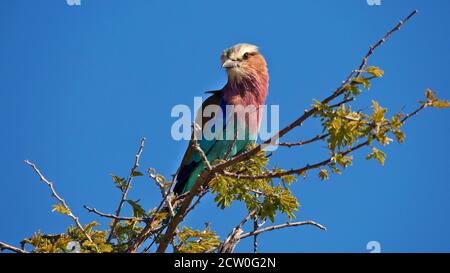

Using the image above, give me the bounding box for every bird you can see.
[173,43,269,195]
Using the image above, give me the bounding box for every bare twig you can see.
[354,10,418,79]
[239,220,327,239]
[253,216,258,254]
[166,193,177,218]
[184,186,208,216]
[218,209,258,253]
[192,124,212,171]
[148,168,168,198]
[0,241,27,253]
[107,137,146,242]
[279,134,328,148]
[401,103,428,123]
[24,160,98,251]
[328,97,356,108]
[224,131,238,159]
[83,205,142,221]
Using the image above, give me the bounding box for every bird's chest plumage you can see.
[220,88,266,139]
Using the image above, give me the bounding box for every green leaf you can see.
[126,200,147,218]
[131,171,144,177]
[366,147,386,166]
[425,89,436,100]
[425,89,450,108]
[366,66,384,78]
[84,221,100,233]
[393,130,405,143]
[111,175,127,191]
[52,204,71,216]
[175,227,220,253]
[331,153,353,168]
[279,189,299,220]
[343,84,361,98]
[371,100,387,123]
[431,99,450,108]
[390,114,403,129]
[352,77,371,89]
[319,169,329,181]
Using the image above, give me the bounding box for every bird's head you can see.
[221,43,268,84]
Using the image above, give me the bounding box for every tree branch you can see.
[224,131,238,159]
[155,170,213,252]
[220,141,368,180]
[238,220,327,239]
[24,160,98,252]
[278,134,328,148]
[401,102,428,123]
[192,139,212,171]
[184,186,208,217]
[220,100,428,181]
[107,137,146,242]
[218,209,258,253]
[354,10,418,78]
[0,241,27,253]
[83,205,142,221]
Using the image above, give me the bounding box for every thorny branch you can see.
[185,186,209,217]
[84,205,142,221]
[279,134,328,148]
[107,137,146,242]
[23,160,98,252]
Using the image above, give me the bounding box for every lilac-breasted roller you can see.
[173,43,269,195]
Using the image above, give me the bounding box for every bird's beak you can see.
[222,59,238,69]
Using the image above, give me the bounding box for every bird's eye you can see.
[243,52,249,60]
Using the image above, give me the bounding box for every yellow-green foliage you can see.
[174,227,220,253]
[211,144,299,223]
[22,222,113,253]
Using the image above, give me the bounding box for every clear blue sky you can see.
[1,0,449,253]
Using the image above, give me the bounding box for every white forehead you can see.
[222,43,259,60]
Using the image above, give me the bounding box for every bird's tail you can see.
[173,160,205,195]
